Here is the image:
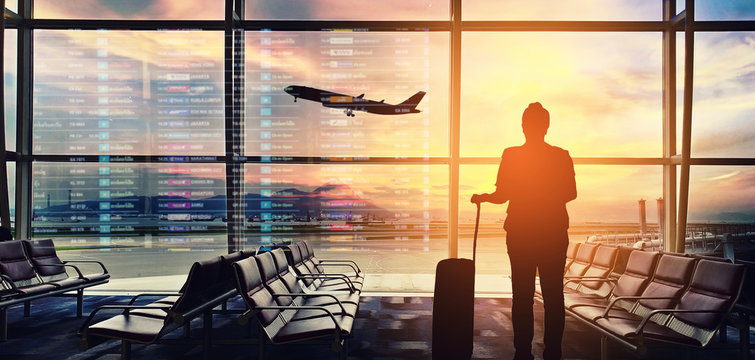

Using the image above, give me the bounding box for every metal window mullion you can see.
[448,0,461,259]
[676,0,694,254]
[14,0,32,239]
[662,0,678,252]
[224,0,245,253]
[0,0,11,229]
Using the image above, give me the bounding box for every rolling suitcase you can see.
[432,203,481,360]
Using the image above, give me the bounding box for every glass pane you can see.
[244,31,449,158]
[696,0,755,20]
[463,0,662,21]
[461,32,662,157]
[4,29,16,151]
[6,1,17,14]
[689,166,755,223]
[34,0,224,20]
[690,32,755,157]
[242,163,448,291]
[33,30,224,156]
[7,162,14,234]
[459,164,663,277]
[246,1,448,20]
[32,162,228,281]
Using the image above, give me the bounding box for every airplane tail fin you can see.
[399,91,426,109]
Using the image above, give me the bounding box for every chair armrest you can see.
[271,292,346,313]
[0,274,21,291]
[297,274,356,292]
[35,264,85,279]
[601,296,677,317]
[63,260,108,274]
[127,293,182,305]
[78,305,172,334]
[635,309,728,335]
[563,277,617,288]
[317,260,361,274]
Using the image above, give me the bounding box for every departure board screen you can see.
[241,164,448,253]
[32,162,228,248]
[244,31,449,157]
[33,30,225,156]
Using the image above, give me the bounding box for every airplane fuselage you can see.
[284,85,423,116]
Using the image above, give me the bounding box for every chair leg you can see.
[23,301,30,317]
[121,340,131,360]
[600,335,608,360]
[202,311,212,360]
[258,327,266,360]
[0,307,7,341]
[720,326,729,343]
[77,289,84,318]
[740,320,750,360]
[183,322,191,338]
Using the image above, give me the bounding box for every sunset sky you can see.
[6,1,755,225]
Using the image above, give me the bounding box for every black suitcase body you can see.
[432,204,480,360]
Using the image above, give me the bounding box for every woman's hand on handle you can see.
[471,193,487,204]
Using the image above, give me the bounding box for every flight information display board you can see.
[245,31,448,157]
[33,30,224,156]
[32,162,227,247]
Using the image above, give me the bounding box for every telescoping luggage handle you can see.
[472,203,480,263]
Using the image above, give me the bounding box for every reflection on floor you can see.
[1,295,751,359]
[91,274,514,294]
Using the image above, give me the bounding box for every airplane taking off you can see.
[284,85,425,117]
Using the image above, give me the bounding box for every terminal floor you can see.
[0,295,752,360]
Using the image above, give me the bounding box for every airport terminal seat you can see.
[296,242,364,287]
[254,251,358,321]
[563,245,619,296]
[565,250,661,320]
[233,256,353,360]
[0,239,109,341]
[300,240,364,279]
[79,255,238,359]
[270,248,360,306]
[594,259,745,357]
[285,243,361,293]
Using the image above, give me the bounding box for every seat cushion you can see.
[50,277,88,288]
[273,315,353,343]
[636,321,703,346]
[87,314,166,343]
[571,304,640,322]
[563,293,605,309]
[16,283,58,296]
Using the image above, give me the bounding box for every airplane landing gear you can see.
[344,109,355,117]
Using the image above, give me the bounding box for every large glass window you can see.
[34,1,224,20]
[690,32,755,158]
[32,162,228,278]
[463,0,662,21]
[5,29,16,151]
[243,163,448,276]
[459,165,662,276]
[244,31,449,157]
[461,32,662,157]
[33,30,224,156]
[3,1,751,292]
[245,1,448,20]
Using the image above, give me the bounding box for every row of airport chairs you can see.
[545,242,748,359]
[79,241,363,359]
[0,239,109,341]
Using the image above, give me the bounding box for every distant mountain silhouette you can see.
[34,183,394,222]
